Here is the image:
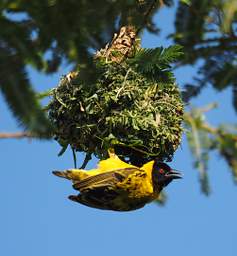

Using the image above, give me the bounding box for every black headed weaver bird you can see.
[53,151,182,211]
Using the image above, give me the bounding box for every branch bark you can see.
[0,132,35,139]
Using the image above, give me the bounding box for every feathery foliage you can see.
[1,0,237,197]
[129,45,183,82]
[0,52,52,136]
[0,0,170,135]
[171,0,237,190]
[174,0,237,112]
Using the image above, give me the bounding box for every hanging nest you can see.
[48,27,184,166]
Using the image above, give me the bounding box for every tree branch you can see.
[0,132,36,139]
[136,0,159,35]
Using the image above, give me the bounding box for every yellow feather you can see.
[53,151,181,211]
[141,160,155,181]
[53,169,90,181]
[53,154,136,182]
[98,157,136,172]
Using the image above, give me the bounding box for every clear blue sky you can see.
[1,5,237,256]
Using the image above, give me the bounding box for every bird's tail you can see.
[52,169,88,181]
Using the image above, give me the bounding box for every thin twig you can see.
[79,152,92,169]
[115,68,131,99]
[0,132,35,139]
[184,113,206,176]
[72,148,77,168]
[136,0,158,35]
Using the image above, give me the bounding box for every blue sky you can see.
[1,5,237,256]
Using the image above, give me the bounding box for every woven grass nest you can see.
[48,29,184,166]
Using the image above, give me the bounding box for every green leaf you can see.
[180,0,191,5]
[58,144,68,156]
[129,45,183,82]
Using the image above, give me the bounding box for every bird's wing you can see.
[52,169,90,181]
[73,167,144,192]
[68,194,112,210]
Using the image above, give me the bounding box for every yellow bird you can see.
[53,151,182,211]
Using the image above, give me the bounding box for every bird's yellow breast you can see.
[109,174,157,211]
[117,171,153,197]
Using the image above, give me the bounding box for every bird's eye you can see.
[159,169,164,174]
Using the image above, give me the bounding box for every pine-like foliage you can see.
[0,0,170,135]
[0,14,52,136]
[174,0,237,111]
[1,0,236,197]
[0,52,52,136]
[172,0,237,191]
[129,45,183,82]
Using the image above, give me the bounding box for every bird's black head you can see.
[152,162,182,189]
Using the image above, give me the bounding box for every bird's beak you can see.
[166,169,183,179]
